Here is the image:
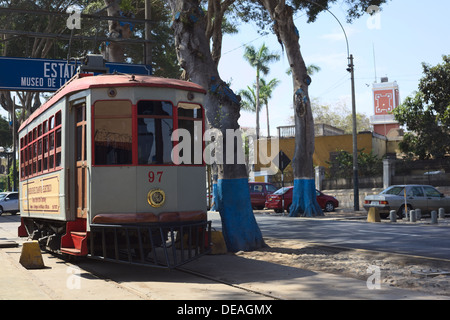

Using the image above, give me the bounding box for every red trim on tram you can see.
[19,74,206,132]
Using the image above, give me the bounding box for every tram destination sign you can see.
[0,57,151,91]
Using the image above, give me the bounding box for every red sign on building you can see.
[371,78,400,136]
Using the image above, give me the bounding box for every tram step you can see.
[61,231,88,256]
[61,247,83,255]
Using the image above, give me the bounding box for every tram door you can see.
[74,102,88,218]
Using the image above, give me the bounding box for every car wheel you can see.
[0,206,3,216]
[397,205,412,219]
[325,202,335,212]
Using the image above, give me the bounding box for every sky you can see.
[218,0,450,137]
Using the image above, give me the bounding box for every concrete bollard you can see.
[415,208,422,220]
[439,208,446,219]
[367,207,381,223]
[19,240,45,269]
[410,210,416,223]
[431,211,438,224]
[389,210,397,222]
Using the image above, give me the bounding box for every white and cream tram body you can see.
[18,73,210,267]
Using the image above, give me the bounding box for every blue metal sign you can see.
[0,57,151,91]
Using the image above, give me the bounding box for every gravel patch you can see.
[235,238,450,296]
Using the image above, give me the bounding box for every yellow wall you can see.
[256,132,384,172]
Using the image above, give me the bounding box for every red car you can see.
[249,182,278,210]
[265,187,339,213]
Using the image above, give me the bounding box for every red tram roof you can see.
[19,74,206,132]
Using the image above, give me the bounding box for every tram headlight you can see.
[147,188,166,208]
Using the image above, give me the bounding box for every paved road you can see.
[209,211,450,261]
[5,212,450,261]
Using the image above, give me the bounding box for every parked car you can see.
[265,187,339,213]
[0,191,19,216]
[249,182,278,210]
[363,185,450,219]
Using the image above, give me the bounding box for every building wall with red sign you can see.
[371,80,400,136]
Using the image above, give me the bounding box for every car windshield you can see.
[273,187,290,195]
[0,193,7,200]
[381,186,404,195]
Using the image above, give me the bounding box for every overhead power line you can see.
[0,7,156,25]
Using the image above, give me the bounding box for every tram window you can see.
[55,111,61,126]
[177,103,203,165]
[178,103,203,119]
[94,101,133,165]
[76,126,83,161]
[49,116,54,130]
[76,106,85,122]
[137,118,173,164]
[138,100,173,116]
[56,128,61,149]
[56,153,61,168]
[49,132,54,150]
[137,101,173,165]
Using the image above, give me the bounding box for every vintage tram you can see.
[17,67,211,268]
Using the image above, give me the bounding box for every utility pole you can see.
[348,54,359,211]
[12,97,17,191]
[145,0,152,70]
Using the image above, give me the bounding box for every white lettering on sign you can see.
[20,77,44,87]
[44,62,76,79]
[19,63,76,89]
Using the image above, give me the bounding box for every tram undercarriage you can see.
[89,220,211,268]
[19,216,211,269]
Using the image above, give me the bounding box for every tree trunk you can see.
[260,0,322,217]
[168,0,264,251]
[266,103,270,137]
[103,0,132,62]
[255,73,260,139]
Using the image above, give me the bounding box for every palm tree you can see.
[243,43,280,139]
[239,85,261,113]
[259,78,280,138]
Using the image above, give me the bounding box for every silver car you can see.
[0,192,19,216]
[364,185,450,219]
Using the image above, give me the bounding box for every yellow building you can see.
[252,124,401,184]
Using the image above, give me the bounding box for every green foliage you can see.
[239,78,279,113]
[0,116,12,148]
[243,43,280,78]
[326,149,382,178]
[232,0,389,31]
[309,99,371,133]
[393,55,450,159]
[239,85,260,112]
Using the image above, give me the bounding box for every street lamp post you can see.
[348,55,359,210]
[305,1,359,211]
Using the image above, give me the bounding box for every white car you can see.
[0,192,19,216]
[364,185,450,219]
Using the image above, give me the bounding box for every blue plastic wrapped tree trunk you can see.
[289,178,323,217]
[211,182,218,211]
[216,178,264,252]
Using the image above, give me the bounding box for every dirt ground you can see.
[235,237,450,297]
